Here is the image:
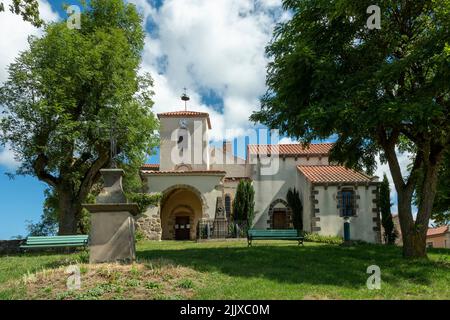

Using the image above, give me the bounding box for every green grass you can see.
[1,241,449,299]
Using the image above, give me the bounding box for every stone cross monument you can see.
[83,168,139,264]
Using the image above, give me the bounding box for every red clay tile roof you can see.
[297,165,374,183]
[427,226,449,236]
[157,111,212,129]
[140,164,160,170]
[141,170,226,176]
[248,143,333,157]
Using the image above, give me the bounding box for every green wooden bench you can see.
[20,235,89,250]
[247,229,304,247]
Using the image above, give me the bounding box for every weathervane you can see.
[181,87,190,111]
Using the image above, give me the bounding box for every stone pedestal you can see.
[83,169,139,264]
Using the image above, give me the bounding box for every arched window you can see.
[338,189,356,217]
[224,194,232,221]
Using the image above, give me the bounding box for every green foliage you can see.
[0,0,158,233]
[26,189,58,236]
[232,180,255,230]
[177,279,194,289]
[380,174,397,244]
[286,187,303,231]
[127,193,162,214]
[303,233,344,245]
[0,0,43,27]
[251,0,450,257]
[134,229,146,243]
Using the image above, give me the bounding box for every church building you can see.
[136,106,381,243]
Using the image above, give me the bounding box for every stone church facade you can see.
[136,110,381,243]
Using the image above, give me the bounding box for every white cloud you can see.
[0,0,59,83]
[137,0,284,141]
[278,137,297,144]
[0,145,20,169]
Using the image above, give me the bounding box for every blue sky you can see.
[0,0,408,239]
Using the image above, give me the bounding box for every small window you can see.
[338,189,356,217]
[224,194,232,221]
[427,242,433,248]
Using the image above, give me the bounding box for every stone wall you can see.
[135,213,162,241]
[0,240,23,254]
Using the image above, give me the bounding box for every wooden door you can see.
[175,216,190,240]
[273,210,287,229]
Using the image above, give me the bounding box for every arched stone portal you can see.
[160,186,204,240]
[267,198,293,229]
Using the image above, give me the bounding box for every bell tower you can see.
[157,90,211,171]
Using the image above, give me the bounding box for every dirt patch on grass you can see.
[6,258,202,300]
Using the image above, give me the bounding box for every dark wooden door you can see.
[273,210,287,229]
[175,216,190,240]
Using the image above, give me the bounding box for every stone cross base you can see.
[84,203,139,264]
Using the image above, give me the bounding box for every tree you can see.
[380,174,397,244]
[232,180,255,230]
[415,150,450,226]
[0,0,158,235]
[286,187,303,231]
[0,0,43,27]
[251,0,449,258]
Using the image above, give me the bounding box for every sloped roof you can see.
[141,170,226,176]
[297,165,374,184]
[248,143,333,157]
[427,226,449,237]
[140,164,160,170]
[157,111,212,129]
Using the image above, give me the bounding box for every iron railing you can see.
[197,220,249,239]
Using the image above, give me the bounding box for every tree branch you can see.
[33,153,59,188]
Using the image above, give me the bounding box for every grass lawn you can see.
[0,240,449,299]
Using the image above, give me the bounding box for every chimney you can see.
[223,140,232,155]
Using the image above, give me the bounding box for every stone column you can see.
[84,169,139,264]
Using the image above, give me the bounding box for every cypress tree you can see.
[287,188,303,231]
[380,174,397,244]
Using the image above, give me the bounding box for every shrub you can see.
[135,229,146,243]
[304,232,343,245]
[232,180,255,233]
[127,193,162,213]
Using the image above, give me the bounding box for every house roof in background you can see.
[141,170,226,176]
[297,165,375,184]
[427,226,449,237]
[140,164,160,171]
[157,110,212,129]
[248,143,333,157]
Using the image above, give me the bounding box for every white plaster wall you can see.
[159,116,210,171]
[251,157,325,229]
[144,174,224,219]
[314,185,379,243]
[297,173,312,233]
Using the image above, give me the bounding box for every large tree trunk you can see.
[403,156,442,258]
[395,188,426,258]
[391,143,443,258]
[58,189,82,235]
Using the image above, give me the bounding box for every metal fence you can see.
[197,220,249,239]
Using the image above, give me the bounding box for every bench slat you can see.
[20,235,89,250]
[247,229,304,247]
